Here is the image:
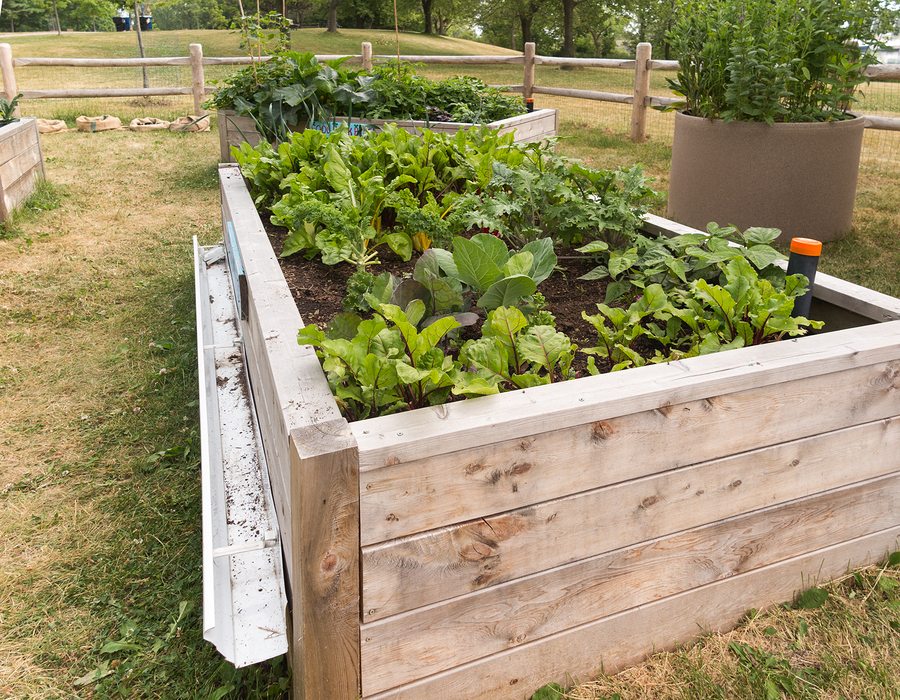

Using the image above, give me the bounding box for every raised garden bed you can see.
[218,161,900,699]
[217,108,559,162]
[0,117,44,222]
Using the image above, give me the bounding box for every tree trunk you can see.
[562,0,577,57]
[421,0,433,34]
[52,0,62,34]
[326,0,339,32]
[519,14,533,46]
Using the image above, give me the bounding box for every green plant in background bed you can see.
[0,93,22,127]
[667,0,893,122]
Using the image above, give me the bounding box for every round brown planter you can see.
[667,112,865,242]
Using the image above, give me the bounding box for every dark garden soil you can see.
[265,221,635,377]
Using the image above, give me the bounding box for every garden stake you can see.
[786,237,822,318]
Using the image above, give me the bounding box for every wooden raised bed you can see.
[217,108,559,162]
[0,117,44,222]
[219,164,900,699]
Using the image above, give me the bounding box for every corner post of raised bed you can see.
[289,419,360,700]
[189,43,206,115]
[630,42,652,142]
[361,42,373,71]
[0,44,19,117]
[523,42,536,102]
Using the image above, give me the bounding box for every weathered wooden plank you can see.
[352,322,900,469]
[361,471,900,693]
[290,421,361,700]
[641,213,900,321]
[22,87,193,99]
[220,165,343,587]
[15,55,193,67]
[534,55,636,69]
[1,164,41,220]
[533,85,633,104]
[368,525,900,699]
[362,413,900,618]
[0,144,41,187]
[0,120,40,155]
[359,361,900,544]
[863,114,900,132]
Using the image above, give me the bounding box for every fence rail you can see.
[1,40,899,142]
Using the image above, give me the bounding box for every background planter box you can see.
[0,117,44,222]
[217,108,559,162]
[219,164,900,699]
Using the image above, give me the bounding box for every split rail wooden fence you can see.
[1,40,899,142]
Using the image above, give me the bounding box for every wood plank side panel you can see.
[0,144,42,188]
[369,526,900,700]
[219,165,343,590]
[290,422,361,700]
[360,471,900,694]
[353,322,900,470]
[1,165,41,220]
[360,360,900,545]
[362,413,900,620]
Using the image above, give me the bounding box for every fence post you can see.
[361,41,373,71]
[523,42,536,102]
[0,44,20,116]
[630,42,652,142]
[190,43,206,115]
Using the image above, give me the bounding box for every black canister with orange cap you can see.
[786,237,822,318]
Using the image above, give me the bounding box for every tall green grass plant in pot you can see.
[665,0,893,241]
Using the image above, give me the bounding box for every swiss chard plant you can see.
[297,302,461,420]
[577,223,786,304]
[454,307,576,396]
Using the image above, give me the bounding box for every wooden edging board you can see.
[217,108,559,161]
[0,117,44,221]
[218,165,900,700]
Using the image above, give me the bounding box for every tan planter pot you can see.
[667,112,865,242]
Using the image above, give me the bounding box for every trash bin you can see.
[112,16,126,31]
[123,16,132,30]
[139,15,152,30]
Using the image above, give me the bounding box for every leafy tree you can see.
[154,0,228,30]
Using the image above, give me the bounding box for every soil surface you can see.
[265,220,625,377]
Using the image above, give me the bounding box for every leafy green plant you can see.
[0,93,21,126]
[297,302,460,420]
[207,52,371,143]
[454,307,576,396]
[578,223,785,303]
[453,149,655,248]
[583,259,823,371]
[667,0,893,122]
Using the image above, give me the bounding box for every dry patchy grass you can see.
[0,109,896,698]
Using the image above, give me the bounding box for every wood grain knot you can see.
[591,421,616,442]
[640,495,659,509]
[695,489,705,496]
[321,552,338,573]
[789,458,801,467]
[729,479,742,489]
[518,439,534,451]
[385,513,399,522]
[655,402,674,417]
[383,456,400,466]
[465,461,488,475]
[508,462,532,477]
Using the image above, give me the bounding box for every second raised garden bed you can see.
[217,108,558,162]
[218,161,900,699]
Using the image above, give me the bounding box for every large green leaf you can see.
[452,236,505,292]
[521,238,557,284]
[477,275,537,310]
[503,251,534,278]
[517,325,572,372]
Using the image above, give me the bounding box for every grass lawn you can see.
[0,118,897,700]
[0,29,898,700]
